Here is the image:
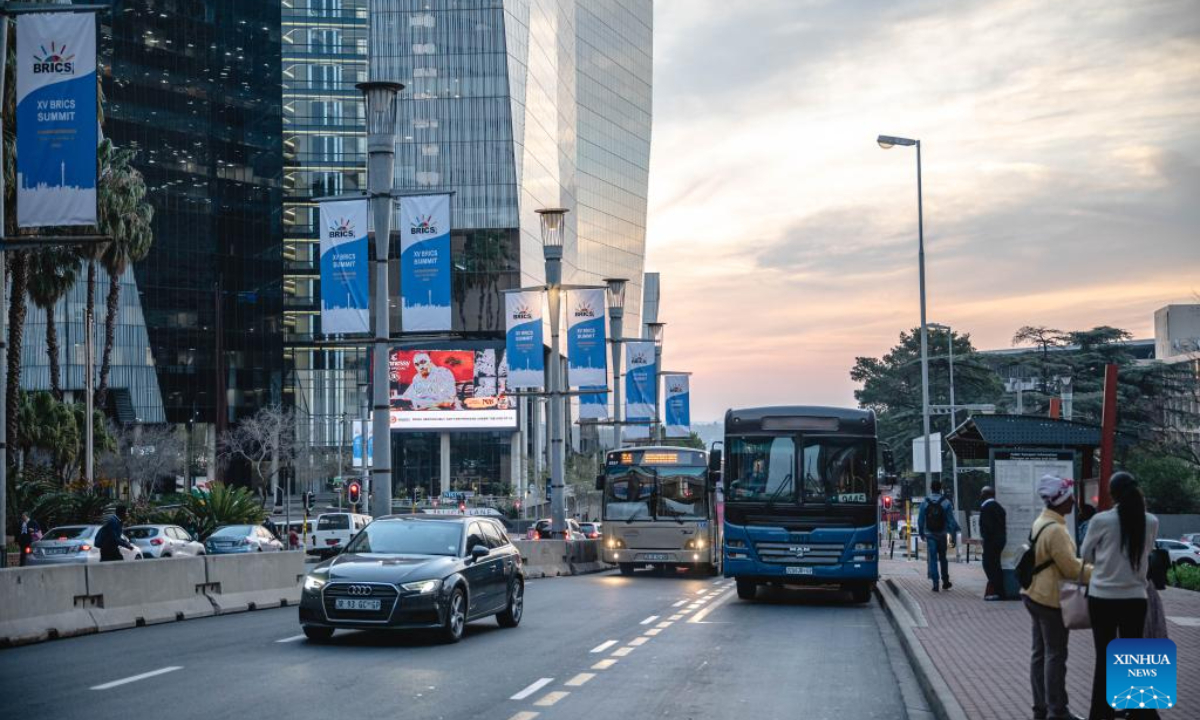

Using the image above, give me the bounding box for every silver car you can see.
[27,525,143,565]
[204,524,285,554]
[126,524,206,558]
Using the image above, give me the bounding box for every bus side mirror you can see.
[595,474,605,491]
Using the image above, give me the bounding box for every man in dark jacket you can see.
[96,505,134,561]
[17,512,41,566]
[979,486,1007,600]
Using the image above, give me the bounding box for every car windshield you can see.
[317,515,349,530]
[127,528,158,539]
[800,437,875,504]
[344,521,462,556]
[657,467,709,520]
[725,436,795,503]
[46,526,93,540]
[604,466,656,520]
[211,526,254,537]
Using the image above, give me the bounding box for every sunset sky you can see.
[644,0,1200,422]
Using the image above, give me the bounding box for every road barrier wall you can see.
[85,557,214,632]
[513,539,610,578]
[203,551,305,613]
[0,565,94,645]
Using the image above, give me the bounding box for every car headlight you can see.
[402,579,440,594]
[303,575,326,592]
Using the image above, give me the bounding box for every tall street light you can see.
[538,207,569,537]
[647,322,665,444]
[604,277,628,443]
[359,80,404,518]
[878,133,932,493]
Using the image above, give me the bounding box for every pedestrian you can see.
[264,516,279,540]
[1076,503,1096,551]
[17,512,42,566]
[95,505,134,562]
[917,479,959,592]
[1080,472,1160,720]
[1021,474,1092,720]
[979,486,1007,600]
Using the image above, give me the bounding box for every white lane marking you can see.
[655,621,673,629]
[534,691,570,707]
[644,628,662,636]
[565,673,596,687]
[275,634,306,643]
[689,588,736,624]
[696,588,708,594]
[669,614,684,621]
[590,640,618,653]
[640,615,659,625]
[509,713,540,720]
[679,607,694,614]
[629,636,649,646]
[91,666,183,691]
[672,599,687,607]
[511,678,554,701]
[592,659,618,670]
[612,646,635,657]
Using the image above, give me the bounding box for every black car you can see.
[299,515,524,643]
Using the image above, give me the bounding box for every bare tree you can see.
[100,423,185,498]
[219,405,297,502]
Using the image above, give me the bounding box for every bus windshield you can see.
[604,465,656,521]
[725,435,795,503]
[603,464,709,521]
[800,437,875,504]
[657,467,708,520]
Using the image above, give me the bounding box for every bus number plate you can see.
[786,566,814,575]
[643,553,668,561]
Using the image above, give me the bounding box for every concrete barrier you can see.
[513,540,571,578]
[203,551,305,613]
[85,557,213,632]
[0,565,96,646]
[567,540,609,575]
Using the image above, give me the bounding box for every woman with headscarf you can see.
[1080,472,1160,720]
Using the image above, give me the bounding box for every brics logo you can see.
[1106,639,1177,711]
[511,304,533,321]
[33,42,75,74]
[328,218,355,238]
[573,300,597,319]
[410,215,438,235]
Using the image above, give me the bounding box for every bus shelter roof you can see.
[945,414,1124,461]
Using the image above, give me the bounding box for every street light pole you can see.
[604,278,627,448]
[538,208,568,537]
[647,322,665,444]
[358,80,403,519]
[878,134,932,493]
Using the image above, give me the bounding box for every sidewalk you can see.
[879,557,1200,720]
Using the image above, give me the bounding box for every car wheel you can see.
[497,579,524,628]
[736,578,756,600]
[441,586,467,643]
[618,563,634,576]
[303,626,334,642]
[1178,558,1197,566]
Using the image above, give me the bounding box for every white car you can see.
[126,524,206,558]
[27,525,143,565]
[309,512,371,557]
[204,524,286,554]
[1156,539,1200,566]
[1180,533,1200,546]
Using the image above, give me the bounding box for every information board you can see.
[992,449,1075,569]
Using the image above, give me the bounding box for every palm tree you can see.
[94,140,154,407]
[26,247,80,399]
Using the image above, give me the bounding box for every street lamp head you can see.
[877,134,917,149]
[647,322,665,348]
[927,322,950,332]
[604,277,628,312]
[356,81,405,136]
[536,208,569,248]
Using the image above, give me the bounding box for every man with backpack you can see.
[917,479,959,592]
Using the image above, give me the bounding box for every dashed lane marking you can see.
[534,691,570,707]
[669,614,684,621]
[689,588,736,624]
[275,634,306,643]
[565,673,596,687]
[629,637,649,646]
[678,607,694,614]
[640,615,659,625]
[696,588,708,594]
[508,713,539,720]
[656,620,674,628]
[590,640,618,653]
[91,667,183,691]
[672,599,687,607]
[592,659,618,670]
[644,628,662,636]
[511,678,554,700]
[612,646,635,657]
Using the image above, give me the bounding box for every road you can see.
[0,569,931,720]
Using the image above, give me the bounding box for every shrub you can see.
[1167,563,1200,592]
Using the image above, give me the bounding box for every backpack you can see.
[924,497,947,534]
[1016,523,1055,590]
[1147,547,1170,591]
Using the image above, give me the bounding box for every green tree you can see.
[1121,451,1200,514]
[26,247,79,399]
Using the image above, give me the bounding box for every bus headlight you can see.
[607,538,626,549]
[853,542,875,551]
[726,538,747,549]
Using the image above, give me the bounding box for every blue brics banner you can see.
[17,12,98,228]
[400,193,452,331]
[1106,639,1176,712]
[567,288,607,387]
[579,385,609,421]
[319,199,370,335]
[505,290,544,389]
[351,419,373,468]
[624,340,656,441]
[664,374,691,438]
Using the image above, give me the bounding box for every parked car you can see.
[126,524,206,559]
[1181,533,1200,546]
[27,525,142,565]
[299,514,524,643]
[1156,539,1200,566]
[532,518,584,540]
[205,524,285,554]
[579,521,603,540]
[309,512,371,558]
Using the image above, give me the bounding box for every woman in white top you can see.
[1079,472,1160,720]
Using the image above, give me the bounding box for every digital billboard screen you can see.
[388,349,516,430]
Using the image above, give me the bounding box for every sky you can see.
[644,0,1200,422]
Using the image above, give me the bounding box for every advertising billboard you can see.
[389,349,516,430]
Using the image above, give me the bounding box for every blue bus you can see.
[717,406,880,603]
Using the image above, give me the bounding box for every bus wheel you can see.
[619,563,635,576]
[850,584,873,604]
[736,578,756,600]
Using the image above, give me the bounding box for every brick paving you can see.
[881,558,1200,720]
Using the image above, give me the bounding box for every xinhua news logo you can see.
[33,42,75,74]
[1106,639,1177,712]
[328,217,355,238]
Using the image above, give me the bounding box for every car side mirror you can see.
[470,544,490,562]
[594,473,605,491]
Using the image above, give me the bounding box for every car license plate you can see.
[786,566,814,575]
[334,598,381,611]
[325,539,339,545]
[643,553,668,561]
[45,547,71,555]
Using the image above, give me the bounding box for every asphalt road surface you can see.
[0,569,930,720]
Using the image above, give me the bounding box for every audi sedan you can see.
[299,515,524,643]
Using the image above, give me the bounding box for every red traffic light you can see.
[347,481,362,505]
[458,502,466,514]
[882,496,894,509]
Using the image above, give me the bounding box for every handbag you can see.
[1144,581,1169,639]
[1060,568,1091,630]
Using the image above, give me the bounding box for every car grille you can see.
[323,583,399,623]
[754,541,844,565]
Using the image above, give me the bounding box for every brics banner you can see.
[579,385,609,421]
[566,288,607,387]
[505,290,544,389]
[624,340,656,441]
[319,199,370,335]
[664,374,691,438]
[17,12,98,228]
[351,419,373,468]
[400,193,452,331]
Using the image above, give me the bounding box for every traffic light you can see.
[882,495,893,511]
[458,501,466,514]
[303,491,314,512]
[347,481,362,507]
